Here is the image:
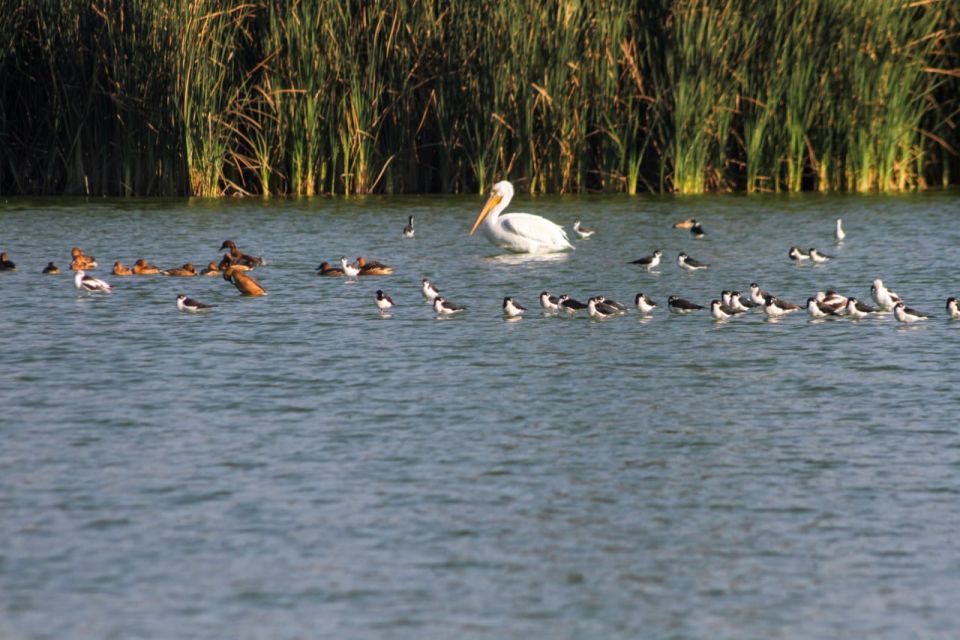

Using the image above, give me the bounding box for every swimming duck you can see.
[356,256,393,275]
[200,261,220,276]
[70,247,97,270]
[112,261,133,276]
[161,263,198,277]
[0,251,16,271]
[223,265,266,296]
[219,240,264,267]
[132,259,162,275]
[42,261,61,275]
[316,261,345,277]
[218,254,252,273]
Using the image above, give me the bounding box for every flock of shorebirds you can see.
[1,181,957,324]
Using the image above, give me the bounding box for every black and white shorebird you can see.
[835,218,845,242]
[433,296,465,315]
[871,279,901,311]
[716,295,746,317]
[677,252,709,271]
[806,297,842,318]
[587,296,619,319]
[558,294,589,312]
[402,215,415,238]
[710,299,743,320]
[539,291,560,312]
[73,270,112,293]
[340,256,360,279]
[421,278,441,301]
[749,283,771,306]
[176,294,214,313]
[788,246,810,262]
[595,296,627,313]
[376,289,396,315]
[668,295,704,314]
[808,248,832,263]
[947,298,960,320]
[630,249,662,270]
[635,293,657,314]
[763,295,802,317]
[730,291,759,311]
[502,296,526,318]
[572,220,595,238]
[845,297,879,319]
[893,301,928,323]
[690,221,705,239]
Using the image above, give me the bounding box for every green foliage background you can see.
[1,0,958,196]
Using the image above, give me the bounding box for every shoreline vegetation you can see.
[2,0,958,197]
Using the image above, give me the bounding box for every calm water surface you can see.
[2,192,960,639]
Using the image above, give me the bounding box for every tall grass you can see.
[1,0,957,196]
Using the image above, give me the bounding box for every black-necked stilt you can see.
[176,294,215,313]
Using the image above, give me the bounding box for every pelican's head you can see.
[470,181,514,235]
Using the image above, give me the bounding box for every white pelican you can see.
[469,181,573,254]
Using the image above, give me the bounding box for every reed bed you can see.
[1,0,957,196]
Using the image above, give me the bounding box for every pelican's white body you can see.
[472,181,573,254]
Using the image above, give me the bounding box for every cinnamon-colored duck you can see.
[70,247,97,270]
[132,259,162,275]
[223,265,266,296]
[112,261,134,276]
[161,263,197,277]
[356,256,393,275]
[219,240,264,268]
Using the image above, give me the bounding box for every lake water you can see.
[2,192,960,639]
